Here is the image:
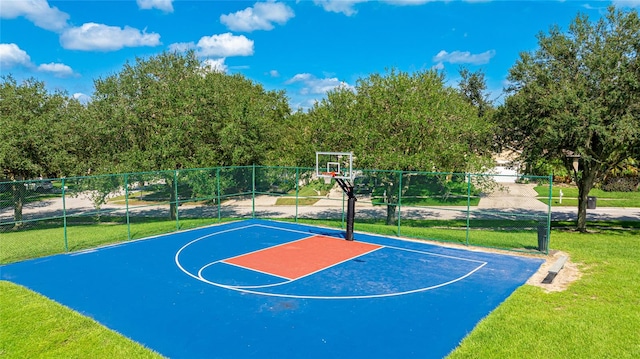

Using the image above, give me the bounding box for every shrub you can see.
[601,176,640,192]
[553,175,573,184]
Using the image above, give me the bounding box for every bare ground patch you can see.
[526,250,582,292]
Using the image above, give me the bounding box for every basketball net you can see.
[322,171,337,185]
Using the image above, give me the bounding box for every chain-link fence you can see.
[0,166,552,264]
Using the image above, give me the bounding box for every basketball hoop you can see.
[316,152,357,241]
[321,171,336,184]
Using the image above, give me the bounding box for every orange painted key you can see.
[224,235,381,280]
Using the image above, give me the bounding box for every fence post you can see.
[546,174,553,254]
[216,168,221,223]
[125,174,131,240]
[295,167,299,222]
[465,173,471,246]
[252,165,256,219]
[62,178,68,252]
[341,190,345,229]
[174,170,180,231]
[397,170,402,237]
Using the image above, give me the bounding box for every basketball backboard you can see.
[315,152,354,181]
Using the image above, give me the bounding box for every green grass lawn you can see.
[1,220,639,358]
[349,175,482,207]
[275,197,321,205]
[370,195,480,206]
[273,185,329,205]
[294,186,330,197]
[369,180,481,206]
[449,225,640,359]
[290,218,547,252]
[536,185,640,207]
[0,217,230,264]
[0,281,162,359]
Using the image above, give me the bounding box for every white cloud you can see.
[313,0,446,15]
[292,98,322,111]
[313,0,368,16]
[611,0,640,7]
[314,0,492,16]
[286,73,353,94]
[37,62,75,77]
[201,58,228,73]
[168,42,196,52]
[0,0,69,32]
[431,62,445,71]
[0,44,77,78]
[432,50,496,65]
[196,33,254,57]
[60,23,161,51]
[137,0,174,12]
[269,70,280,77]
[286,73,313,84]
[384,0,434,4]
[0,43,33,69]
[220,1,294,32]
[73,92,91,104]
[168,34,254,61]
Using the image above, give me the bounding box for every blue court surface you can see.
[1,219,543,358]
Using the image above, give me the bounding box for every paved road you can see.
[2,184,639,224]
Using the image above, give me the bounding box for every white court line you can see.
[221,235,311,263]
[195,262,488,300]
[201,244,383,289]
[253,223,327,236]
[65,219,247,256]
[200,260,292,281]
[70,249,97,256]
[255,223,487,264]
[201,259,294,289]
[175,224,261,284]
[175,221,489,299]
[382,244,487,264]
[177,223,314,285]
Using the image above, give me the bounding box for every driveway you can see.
[477,183,549,210]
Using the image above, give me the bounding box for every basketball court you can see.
[1,153,545,357]
[1,219,543,358]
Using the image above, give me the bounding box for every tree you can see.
[0,76,84,226]
[88,51,290,219]
[498,7,640,232]
[299,69,494,172]
[457,67,493,119]
[293,69,494,224]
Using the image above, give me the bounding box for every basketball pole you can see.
[316,151,356,241]
[335,177,356,241]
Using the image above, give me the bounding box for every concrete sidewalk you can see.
[2,187,639,223]
[477,183,548,210]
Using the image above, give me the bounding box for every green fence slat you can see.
[62,178,68,252]
[466,173,471,246]
[125,174,131,240]
[397,170,402,237]
[0,166,557,265]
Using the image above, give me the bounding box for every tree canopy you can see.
[85,51,291,219]
[498,6,640,231]
[278,68,496,224]
[457,67,493,120]
[0,76,87,226]
[88,51,290,174]
[0,76,84,181]
[286,68,495,173]
[3,5,639,231]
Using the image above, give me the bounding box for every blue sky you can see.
[1,0,639,110]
